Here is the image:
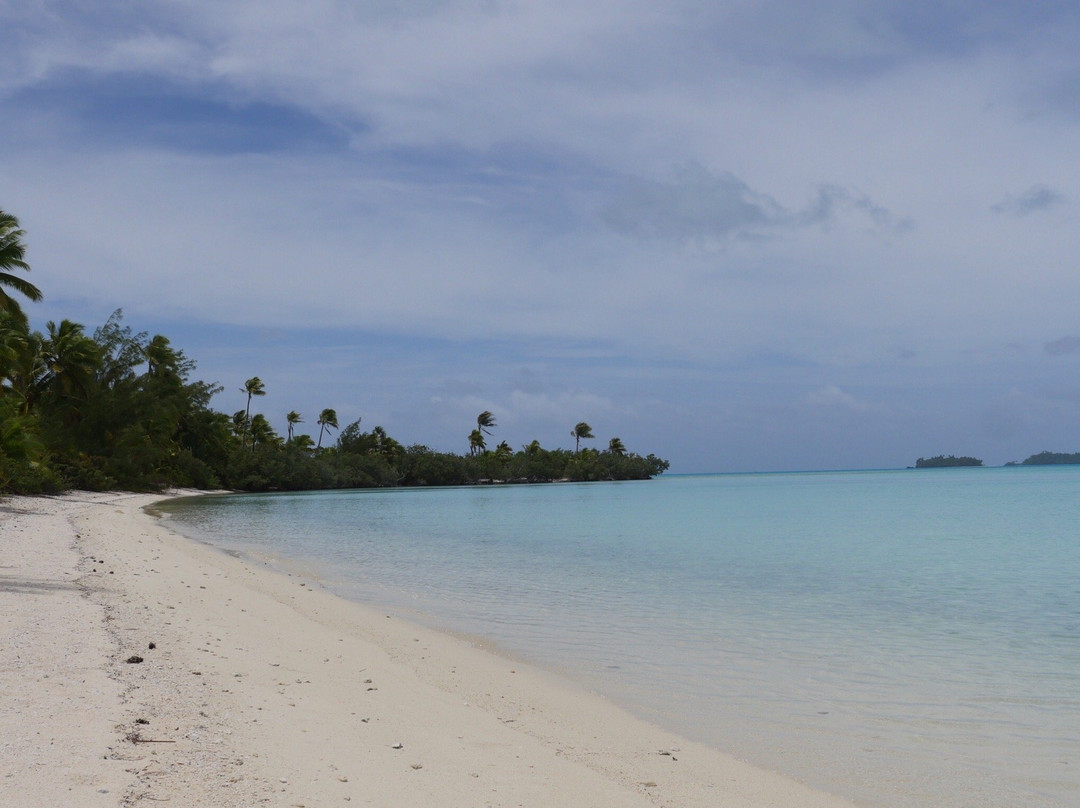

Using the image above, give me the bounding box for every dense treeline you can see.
[914,455,983,468]
[0,210,668,493]
[226,427,669,493]
[913,455,983,468]
[1012,451,1080,466]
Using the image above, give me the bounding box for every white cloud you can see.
[806,384,875,413]
[601,164,910,242]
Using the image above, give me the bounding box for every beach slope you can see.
[0,492,857,807]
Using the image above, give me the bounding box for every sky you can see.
[3,1,1080,472]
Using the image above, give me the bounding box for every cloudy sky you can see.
[3,1,1079,471]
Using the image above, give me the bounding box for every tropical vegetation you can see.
[0,208,670,494]
[571,421,594,453]
[1010,451,1080,466]
[914,455,983,468]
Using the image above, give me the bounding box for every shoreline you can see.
[1,490,858,807]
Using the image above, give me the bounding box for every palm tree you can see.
[0,316,45,481]
[286,410,302,441]
[249,413,278,449]
[371,425,403,461]
[476,410,496,436]
[242,377,266,420]
[0,314,39,410]
[522,439,542,456]
[39,319,102,403]
[468,428,486,456]
[231,410,249,440]
[144,334,178,378]
[0,211,43,324]
[291,433,315,451]
[316,407,338,449]
[240,376,266,447]
[608,437,626,456]
[571,421,594,453]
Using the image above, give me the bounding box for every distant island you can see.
[1006,451,1080,466]
[915,451,1080,469]
[914,455,983,468]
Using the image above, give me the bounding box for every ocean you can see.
[155,467,1080,807]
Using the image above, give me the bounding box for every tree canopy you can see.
[571,421,594,452]
[0,211,43,324]
[914,455,982,468]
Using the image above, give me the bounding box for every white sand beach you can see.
[0,491,859,807]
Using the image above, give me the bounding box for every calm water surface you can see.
[157,468,1080,807]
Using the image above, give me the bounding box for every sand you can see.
[0,491,859,807]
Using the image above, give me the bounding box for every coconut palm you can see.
[371,425,403,461]
[468,428,486,456]
[0,211,43,324]
[0,317,44,476]
[571,421,594,453]
[316,407,338,449]
[0,314,39,408]
[249,413,278,449]
[37,319,103,405]
[144,334,178,378]
[291,433,315,451]
[229,409,248,438]
[240,376,266,446]
[476,410,496,435]
[286,410,303,441]
[608,437,626,456]
[241,377,266,420]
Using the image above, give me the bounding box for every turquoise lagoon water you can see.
[156,467,1080,807]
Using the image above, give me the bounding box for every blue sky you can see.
[3,1,1080,471]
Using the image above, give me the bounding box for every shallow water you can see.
[158,468,1080,807]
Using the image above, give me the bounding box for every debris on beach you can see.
[125,730,175,744]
